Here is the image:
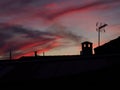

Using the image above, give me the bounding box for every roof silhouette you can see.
[94,36,120,55]
[0,37,120,83]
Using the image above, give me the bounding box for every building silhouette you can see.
[94,36,120,55]
[0,38,119,83]
[80,41,93,55]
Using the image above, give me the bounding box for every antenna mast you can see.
[96,22,108,46]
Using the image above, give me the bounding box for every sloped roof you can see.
[95,36,120,50]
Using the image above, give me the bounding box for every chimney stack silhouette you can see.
[43,52,45,56]
[34,51,38,57]
[10,50,12,60]
[81,41,93,55]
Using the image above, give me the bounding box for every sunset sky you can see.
[0,0,120,59]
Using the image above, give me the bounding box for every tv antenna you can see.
[96,22,108,46]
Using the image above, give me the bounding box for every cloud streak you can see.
[0,23,83,59]
[0,0,120,21]
[0,0,120,59]
[0,23,59,59]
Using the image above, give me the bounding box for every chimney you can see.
[34,51,38,57]
[43,52,45,56]
[10,50,12,60]
[81,41,93,56]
